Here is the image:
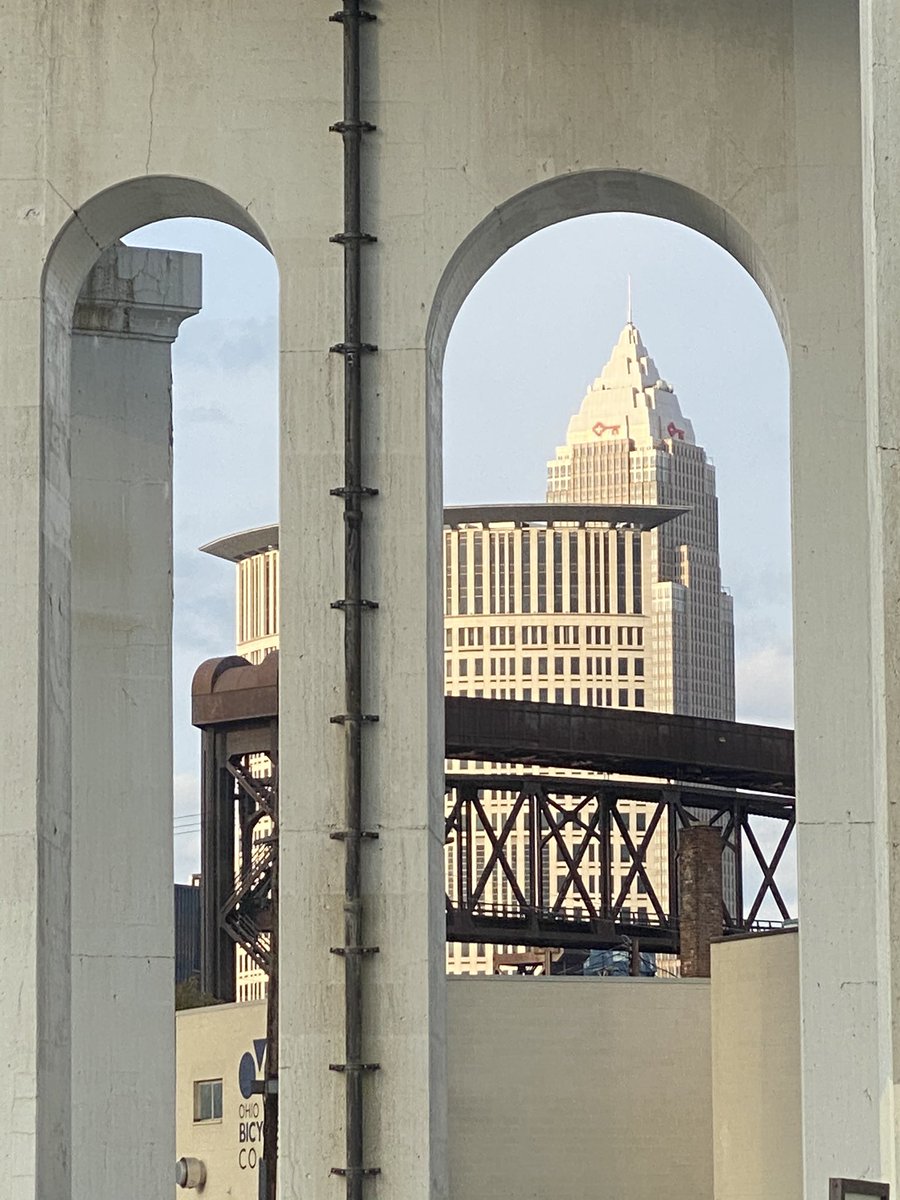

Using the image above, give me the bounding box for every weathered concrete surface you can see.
[0,2,896,1197]
[70,245,200,1196]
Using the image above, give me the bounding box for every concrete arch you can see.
[35,176,276,1199]
[43,173,272,309]
[426,169,788,381]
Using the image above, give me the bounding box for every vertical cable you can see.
[328,4,380,1198]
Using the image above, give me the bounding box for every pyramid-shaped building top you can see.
[561,322,696,449]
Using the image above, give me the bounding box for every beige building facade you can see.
[175,930,801,1199]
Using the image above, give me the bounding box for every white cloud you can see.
[735,640,794,729]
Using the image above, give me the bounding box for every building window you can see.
[459,659,468,678]
[522,533,531,614]
[474,534,483,614]
[553,531,563,613]
[522,656,532,675]
[569,531,579,612]
[539,688,548,702]
[635,657,644,677]
[635,689,645,708]
[570,656,580,675]
[458,534,468,615]
[555,688,565,703]
[537,533,547,612]
[619,688,629,707]
[571,688,580,705]
[538,657,548,675]
[193,1079,223,1123]
[618,657,628,676]
[554,656,564,675]
[632,536,643,615]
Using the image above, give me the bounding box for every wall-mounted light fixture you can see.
[175,1157,207,1189]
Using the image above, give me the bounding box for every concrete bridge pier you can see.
[69,245,201,1196]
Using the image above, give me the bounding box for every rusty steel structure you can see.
[192,651,796,994]
[443,773,793,954]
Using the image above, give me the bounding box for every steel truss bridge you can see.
[192,654,795,997]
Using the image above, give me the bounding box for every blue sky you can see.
[126,214,792,890]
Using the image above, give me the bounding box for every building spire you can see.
[627,274,633,326]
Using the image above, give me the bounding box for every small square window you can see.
[193,1078,223,1123]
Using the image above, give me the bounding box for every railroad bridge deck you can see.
[192,653,795,993]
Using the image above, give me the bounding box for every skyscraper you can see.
[546,319,734,720]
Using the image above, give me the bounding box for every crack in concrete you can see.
[45,178,103,251]
[146,2,161,175]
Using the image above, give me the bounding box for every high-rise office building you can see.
[546,319,734,720]
[202,318,735,992]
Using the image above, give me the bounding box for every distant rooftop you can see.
[200,524,279,563]
[201,503,688,563]
[444,503,687,530]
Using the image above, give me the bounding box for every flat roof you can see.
[200,524,279,563]
[444,503,688,530]
[201,504,689,561]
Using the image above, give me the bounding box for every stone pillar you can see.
[858,1,900,1190]
[69,244,200,1197]
[678,825,723,979]
[791,1,895,1192]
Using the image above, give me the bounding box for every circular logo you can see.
[238,1051,257,1100]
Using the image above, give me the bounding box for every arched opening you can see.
[115,217,279,882]
[430,171,792,984]
[37,176,276,1196]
